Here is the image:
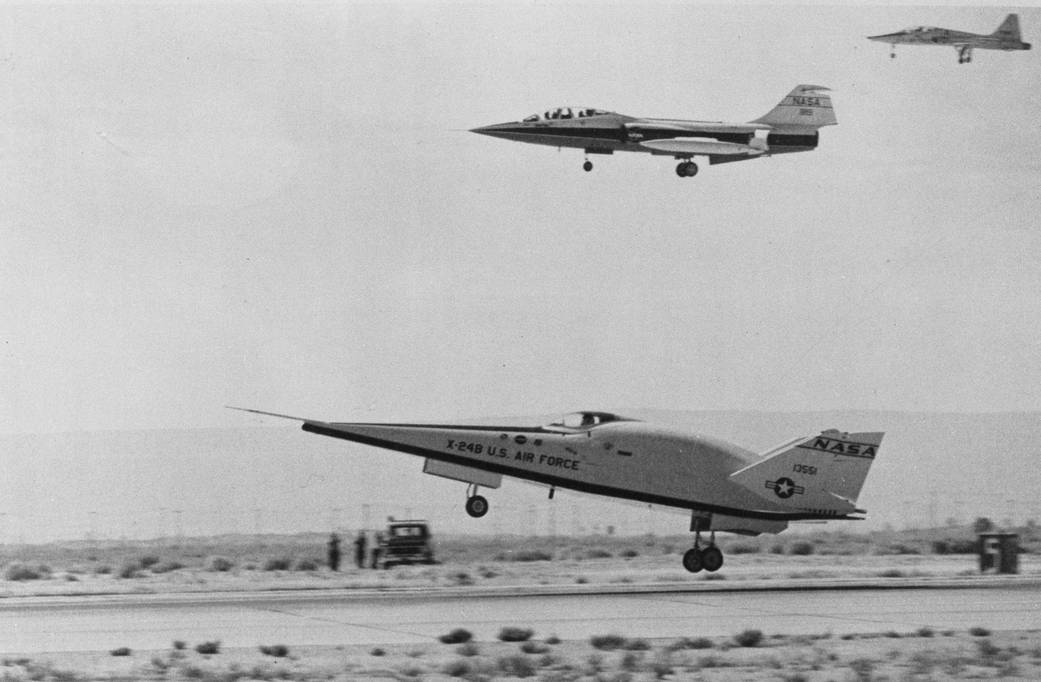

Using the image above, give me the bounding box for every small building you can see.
[978,532,1018,574]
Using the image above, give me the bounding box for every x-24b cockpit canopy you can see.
[545,411,635,430]
[471,84,836,178]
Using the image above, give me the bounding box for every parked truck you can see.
[376,519,436,568]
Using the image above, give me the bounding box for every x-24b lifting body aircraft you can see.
[868,13,1031,63]
[470,84,836,178]
[232,408,883,573]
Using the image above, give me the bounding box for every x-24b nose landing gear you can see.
[464,484,489,518]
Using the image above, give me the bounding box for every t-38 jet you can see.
[470,84,836,177]
[868,13,1031,63]
[231,408,883,573]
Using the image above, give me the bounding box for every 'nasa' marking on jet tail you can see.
[766,477,804,499]
[798,437,877,459]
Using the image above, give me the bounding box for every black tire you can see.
[685,162,699,177]
[682,548,703,573]
[583,160,593,172]
[701,546,724,572]
[465,495,489,518]
[675,162,687,177]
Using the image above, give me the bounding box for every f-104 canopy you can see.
[522,107,613,122]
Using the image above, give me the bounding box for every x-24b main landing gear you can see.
[683,512,724,573]
[683,529,723,573]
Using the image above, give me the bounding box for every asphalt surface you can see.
[3,581,1040,654]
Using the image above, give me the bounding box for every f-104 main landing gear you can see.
[682,529,723,573]
[464,484,489,518]
[675,161,699,178]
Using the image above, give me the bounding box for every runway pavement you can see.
[3,581,1040,654]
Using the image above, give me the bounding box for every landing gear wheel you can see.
[675,161,698,178]
[701,546,724,572]
[583,160,593,172]
[682,548,703,573]
[465,494,489,518]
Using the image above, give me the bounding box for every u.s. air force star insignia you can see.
[765,477,804,499]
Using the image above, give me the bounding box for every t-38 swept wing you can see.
[869,13,1031,63]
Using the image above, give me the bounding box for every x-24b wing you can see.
[231,408,883,574]
[470,84,836,178]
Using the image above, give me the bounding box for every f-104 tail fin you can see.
[751,84,837,130]
[729,430,883,515]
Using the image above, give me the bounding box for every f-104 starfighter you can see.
[231,408,883,574]
[470,84,836,178]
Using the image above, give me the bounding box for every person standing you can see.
[327,532,341,572]
[353,531,367,568]
[370,531,383,569]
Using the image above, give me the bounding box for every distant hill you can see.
[2,410,1038,542]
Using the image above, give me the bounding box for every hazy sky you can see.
[3,2,1040,435]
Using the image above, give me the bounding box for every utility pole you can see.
[173,509,184,546]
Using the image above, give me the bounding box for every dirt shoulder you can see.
[0,551,1036,600]
[5,627,1039,681]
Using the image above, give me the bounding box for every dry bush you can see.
[150,560,184,574]
[263,557,291,571]
[195,640,220,655]
[4,563,48,581]
[788,541,815,556]
[438,628,473,644]
[138,555,160,569]
[117,561,142,579]
[496,654,536,678]
[590,634,627,650]
[259,644,288,657]
[442,658,472,677]
[670,636,714,650]
[734,629,763,647]
[498,626,534,642]
[497,549,552,562]
[520,640,550,654]
[204,556,234,572]
[455,642,479,657]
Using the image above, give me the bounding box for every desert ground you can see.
[1,526,1038,680]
